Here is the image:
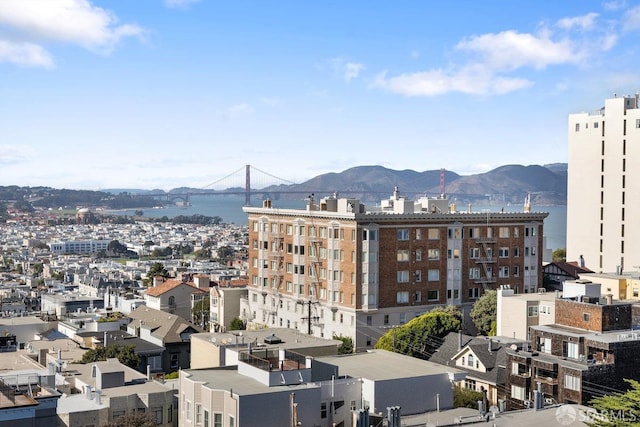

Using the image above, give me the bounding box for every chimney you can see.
[606,294,613,305]
[488,338,493,352]
[103,331,108,347]
[95,389,102,405]
[147,364,151,381]
[85,384,93,399]
[458,330,462,351]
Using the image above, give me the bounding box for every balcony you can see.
[475,257,496,264]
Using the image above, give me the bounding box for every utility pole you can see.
[297,299,319,335]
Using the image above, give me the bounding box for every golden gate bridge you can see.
[139,164,369,207]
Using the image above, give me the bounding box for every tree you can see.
[229,317,246,331]
[586,379,640,427]
[32,262,43,277]
[192,296,210,328]
[552,248,566,262]
[334,335,354,354]
[81,344,140,369]
[216,245,235,263]
[101,412,157,427]
[470,289,497,336]
[453,384,484,409]
[375,310,461,359]
[108,240,128,255]
[146,262,169,279]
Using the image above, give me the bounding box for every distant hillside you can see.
[0,163,567,209]
[261,164,567,206]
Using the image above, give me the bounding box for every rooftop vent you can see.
[264,333,282,344]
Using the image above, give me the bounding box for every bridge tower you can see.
[245,164,251,206]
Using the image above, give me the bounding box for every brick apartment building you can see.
[505,295,640,408]
[243,188,548,350]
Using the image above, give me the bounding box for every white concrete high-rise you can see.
[568,94,640,273]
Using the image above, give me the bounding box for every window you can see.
[467,353,474,367]
[396,291,409,303]
[565,374,581,391]
[428,228,440,239]
[397,250,410,261]
[415,249,422,261]
[427,248,440,260]
[499,266,509,278]
[499,227,509,238]
[514,247,519,257]
[399,313,406,324]
[542,337,551,354]
[362,229,377,240]
[397,229,409,240]
[229,416,235,427]
[565,342,579,359]
[427,290,438,300]
[511,385,527,401]
[196,404,202,424]
[415,229,422,240]
[636,118,640,128]
[414,270,422,282]
[498,247,509,257]
[469,287,480,299]
[427,269,439,281]
[213,413,222,427]
[527,306,538,316]
[397,271,409,283]
[583,313,590,321]
[170,353,179,369]
[185,400,192,421]
[469,268,480,279]
[366,315,372,326]
[384,314,389,325]
[469,248,480,259]
[575,123,580,132]
[415,291,421,302]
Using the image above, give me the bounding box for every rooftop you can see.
[317,349,465,381]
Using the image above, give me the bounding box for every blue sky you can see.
[1,0,639,190]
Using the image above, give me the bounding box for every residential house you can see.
[180,348,465,427]
[496,285,557,340]
[144,278,207,322]
[56,358,177,427]
[430,331,525,407]
[127,306,203,373]
[505,295,640,408]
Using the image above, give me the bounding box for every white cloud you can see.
[623,5,640,31]
[373,68,532,96]
[0,0,144,67]
[165,0,201,8]
[228,103,253,117]
[0,144,36,165]
[331,57,365,82]
[603,0,626,11]
[374,26,595,97]
[455,30,583,71]
[557,12,599,31]
[0,40,53,67]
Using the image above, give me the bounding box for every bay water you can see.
[120,194,567,251]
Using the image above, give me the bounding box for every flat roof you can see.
[193,328,341,350]
[316,349,465,381]
[0,350,48,373]
[0,316,47,326]
[182,367,318,396]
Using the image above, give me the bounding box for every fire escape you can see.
[475,234,497,290]
[267,222,284,323]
